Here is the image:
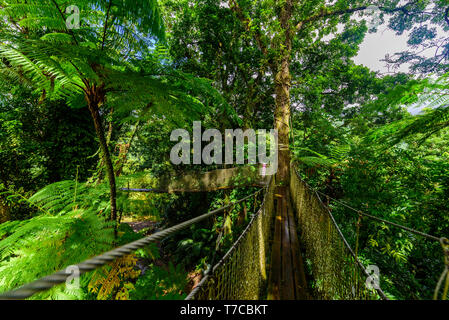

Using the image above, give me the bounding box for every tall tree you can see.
[0,0,234,227]
[163,0,275,129]
[0,0,165,225]
[225,0,448,183]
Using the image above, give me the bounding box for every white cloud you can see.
[353,26,411,74]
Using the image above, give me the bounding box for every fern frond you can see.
[295,156,337,167]
[0,209,114,298]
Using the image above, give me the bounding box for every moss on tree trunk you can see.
[87,97,117,225]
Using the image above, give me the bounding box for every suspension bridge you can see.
[0,165,448,300]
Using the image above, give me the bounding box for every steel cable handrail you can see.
[185,177,273,300]
[296,169,449,299]
[0,188,263,300]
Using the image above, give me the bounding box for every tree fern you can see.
[0,171,166,299]
[0,208,114,299]
[292,146,338,168]
[27,173,152,218]
[366,73,449,146]
[1,0,239,224]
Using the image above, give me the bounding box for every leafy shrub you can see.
[129,262,188,300]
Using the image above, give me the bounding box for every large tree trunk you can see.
[274,56,291,184]
[273,0,293,184]
[87,99,117,225]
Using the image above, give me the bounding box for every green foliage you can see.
[292,147,338,168]
[161,186,262,272]
[25,172,171,220]
[379,73,449,145]
[0,208,114,299]
[29,180,112,217]
[298,117,449,299]
[0,82,97,220]
[163,0,273,128]
[129,262,188,300]
[1,0,449,301]
[0,0,239,130]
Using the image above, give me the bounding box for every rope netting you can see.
[0,189,264,300]
[289,166,387,300]
[302,179,448,300]
[186,178,275,300]
[7,165,445,300]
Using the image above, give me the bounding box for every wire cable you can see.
[0,188,263,300]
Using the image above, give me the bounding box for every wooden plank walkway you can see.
[267,186,309,300]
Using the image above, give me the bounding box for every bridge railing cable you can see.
[313,189,442,243]
[312,186,449,300]
[290,167,388,300]
[0,189,264,300]
[294,167,449,300]
[186,177,275,300]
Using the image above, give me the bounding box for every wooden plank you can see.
[280,186,295,300]
[267,188,283,300]
[286,189,309,299]
[268,187,310,300]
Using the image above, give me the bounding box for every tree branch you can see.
[101,0,113,50]
[444,7,449,28]
[295,3,419,33]
[228,0,268,56]
[50,0,79,45]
